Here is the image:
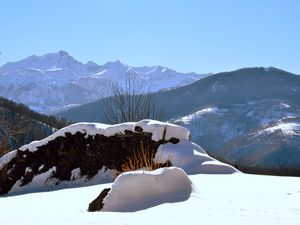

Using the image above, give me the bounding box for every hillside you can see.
[56,67,300,121]
[0,97,68,156]
[55,67,300,175]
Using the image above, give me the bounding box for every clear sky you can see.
[0,0,299,74]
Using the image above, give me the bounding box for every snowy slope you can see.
[0,51,207,113]
[1,173,299,225]
[218,119,300,172]
[172,100,300,174]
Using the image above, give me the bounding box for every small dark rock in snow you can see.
[88,188,111,212]
[134,126,143,133]
[169,137,180,144]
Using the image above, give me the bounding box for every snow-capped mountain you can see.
[0,51,207,113]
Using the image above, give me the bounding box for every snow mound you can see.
[102,167,192,212]
[155,140,238,174]
[19,119,190,152]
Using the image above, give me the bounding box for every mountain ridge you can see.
[56,66,300,122]
[0,51,207,114]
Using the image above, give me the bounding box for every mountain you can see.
[0,51,207,114]
[0,96,69,157]
[217,117,300,175]
[56,67,300,122]
[55,67,300,175]
[173,100,300,175]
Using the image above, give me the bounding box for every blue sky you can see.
[0,0,299,74]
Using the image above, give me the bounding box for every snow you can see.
[155,140,237,174]
[19,119,190,152]
[259,122,300,136]
[95,69,106,75]
[102,167,193,212]
[45,66,63,72]
[25,167,32,173]
[212,81,226,93]
[38,165,44,172]
[1,173,299,225]
[6,166,116,196]
[70,168,81,180]
[174,107,218,124]
[0,150,17,170]
[9,167,57,195]
[281,103,290,108]
[136,120,190,141]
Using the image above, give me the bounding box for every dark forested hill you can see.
[0,97,69,156]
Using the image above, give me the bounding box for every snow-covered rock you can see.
[19,119,190,152]
[101,167,193,212]
[0,119,237,196]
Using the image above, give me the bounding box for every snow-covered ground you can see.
[1,173,299,225]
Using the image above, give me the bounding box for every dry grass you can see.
[113,141,173,179]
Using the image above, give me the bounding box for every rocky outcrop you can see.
[0,125,178,196]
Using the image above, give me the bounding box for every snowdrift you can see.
[100,167,193,212]
[156,140,237,174]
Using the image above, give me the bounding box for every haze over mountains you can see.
[0,51,207,114]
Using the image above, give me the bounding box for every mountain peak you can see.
[85,60,98,66]
[57,50,70,57]
[107,59,125,66]
[104,60,127,70]
[85,61,101,72]
[44,50,73,59]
